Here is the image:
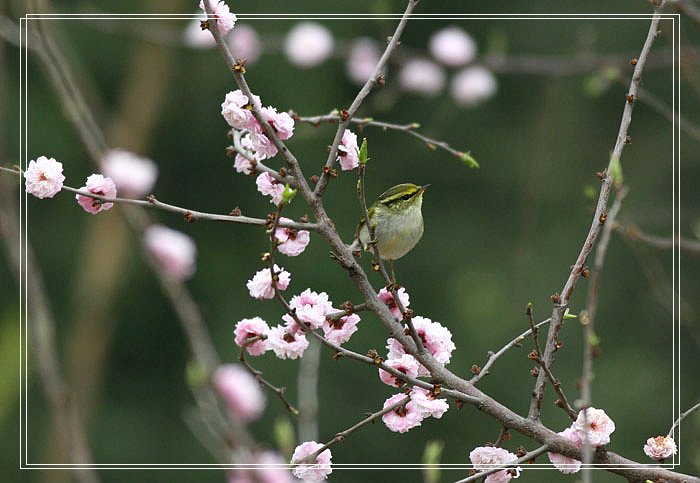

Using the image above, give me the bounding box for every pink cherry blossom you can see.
[284,289,333,329]
[75,174,117,214]
[429,26,477,66]
[643,435,677,461]
[337,129,359,171]
[291,441,332,481]
[322,313,360,345]
[378,354,420,387]
[346,37,381,85]
[100,148,158,197]
[378,287,410,320]
[469,446,521,483]
[212,364,265,422]
[249,132,278,159]
[451,66,498,107]
[267,324,308,359]
[255,172,285,206]
[261,106,295,141]
[399,58,446,96]
[284,22,334,68]
[275,217,310,256]
[24,156,65,199]
[386,316,455,375]
[246,265,291,300]
[199,0,237,36]
[410,387,449,419]
[573,407,615,447]
[144,225,197,281]
[234,317,270,356]
[228,450,294,483]
[234,153,255,175]
[227,24,262,63]
[381,393,423,433]
[547,427,582,474]
[221,89,260,131]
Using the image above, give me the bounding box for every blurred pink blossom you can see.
[451,66,498,106]
[399,58,446,96]
[322,313,360,346]
[275,217,310,256]
[346,37,381,85]
[378,354,419,387]
[100,149,158,197]
[284,22,334,68]
[183,17,216,49]
[144,225,197,281]
[24,156,65,199]
[227,24,262,63]
[75,174,117,214]
[291,441,333,481]
[212,364,265,422]
[429,26,477,66]
[234,317,270,356]
[228,450,295,483]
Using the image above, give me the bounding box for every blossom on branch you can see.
[381,393,423,433]
[283,289,333,329]
[337,129,359,171]
[24,155,65,199]
[261,106,295,141]
[144,225,197,281]
[469,446,521,483]
[234,317,270,356]
[199,0,237,37]
[386,316,455,375]
[291,441,333,481]
[322,313,360,346]
[101,148,158,197]
[267,323,308,360]
[378,354,419,387]
[255,172,285,206]
[378,287,410,320]
[75,174,117,214]
[284,22,334,68]
[246,265,291,300]
[221,89,260,131]
[547,427,582,474]
[212,364,265,422]
[643,435,677,461]
[572,407,615,447]
[409,386,449,419]
[274,217,310,256]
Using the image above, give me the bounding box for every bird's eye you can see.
[402,194,411,201]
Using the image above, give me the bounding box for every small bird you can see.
[350,183,429,280]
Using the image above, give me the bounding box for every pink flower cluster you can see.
[291,441,332,481]
[235,288,361,360]
[221,89,295,164]
[385,315,455,377]
[199,0,237,36]
[547,407,616,473]
[380,386,449,434]
[643,435,677,461]
[469,446,521,483]
[246,265,291,300]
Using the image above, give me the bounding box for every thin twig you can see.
[667,401,700,437]
[528,1,666,421]
[616,222,700,252]
[314,0,421,196]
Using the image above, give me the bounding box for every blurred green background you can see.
[1,0,698,482]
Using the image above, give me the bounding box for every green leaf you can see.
[563,308,578,320]
[359,137,369,165]
[282,184,297,204]
[422,440,444,483]
[459,151,479,169]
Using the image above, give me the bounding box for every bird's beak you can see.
[421,184,431,192]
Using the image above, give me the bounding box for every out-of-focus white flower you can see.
[100,149,158,197]
[398,58,446,96]
[346,37,381,85]
[284,22,334,68]
[144,225,197,281]
[429,26,477,66]
[227,24,262,63]
[183,17,216,48]
[451,66,498,106]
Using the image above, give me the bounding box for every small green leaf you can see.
[422,440,444,483]
[609,155,623,188]
[282,184,297,204]
[563,308,578,320]
[359,137,369,165]
[459,151,479,169]
[588,332,600,347]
